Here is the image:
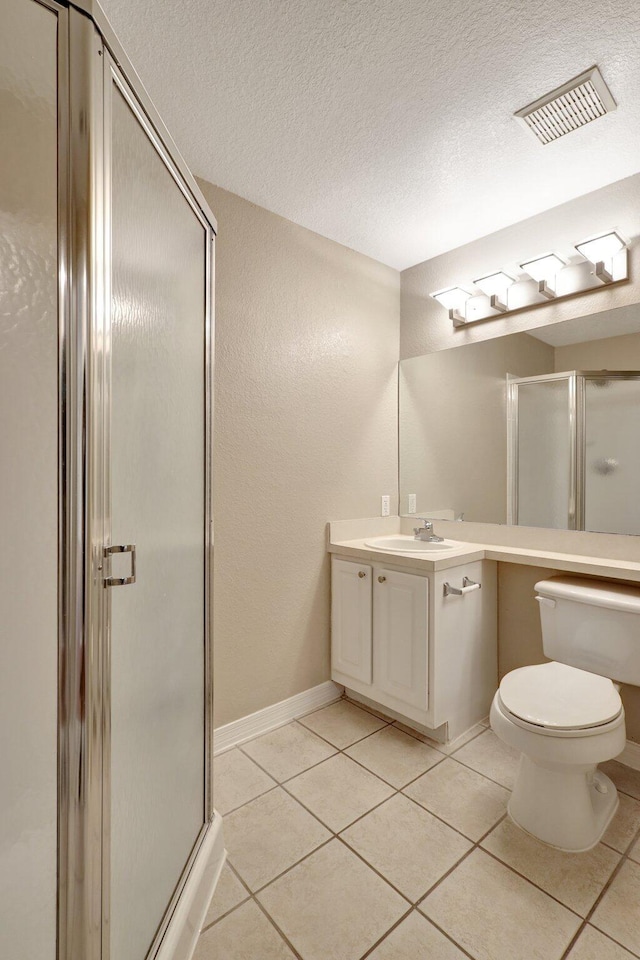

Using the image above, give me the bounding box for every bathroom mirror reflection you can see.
[399,303,640,534]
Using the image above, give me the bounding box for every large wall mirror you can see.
[399,303,640,535]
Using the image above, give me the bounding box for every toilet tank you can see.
[535,576,640,685]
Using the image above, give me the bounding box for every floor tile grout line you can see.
[212,713,640,959]
[234,714,501,807]
[279,776,397,837]
[393,719,489,757]
[334,834,414,905]
[224,786,497,923]
[251,893,306,960]
[615,786,640,802]
[557,823,640,960]
[412,913,482,960]
[251,721,509,845]
[450,753,517,792]
[237,740,339,787]
[210,808,505,950]
[226,857,254,896]
[224,739,640,853]
[224,800,637,955]
[218,718,517,912]
[244,835,336,901]
[414,849,479,915]
[199,892,252,934]
[224,705,509,805]
[356,904,416,960]
[562,922,640,960]
[339,741,449,791]
[217,781,281,818]
[296,717,393,753]
[476,845,596,921]
[561,821,640,960]
[197,867,306,959]
[397,782,503,846]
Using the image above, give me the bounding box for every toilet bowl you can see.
[491,662,625,851]
[490,576,640,852]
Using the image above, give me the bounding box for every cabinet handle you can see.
[443,576,481,597]
[378,575,386,583]
[358,570,366,579]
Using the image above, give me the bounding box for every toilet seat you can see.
[499,662,622,732]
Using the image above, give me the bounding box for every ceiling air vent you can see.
[514,66,616,145]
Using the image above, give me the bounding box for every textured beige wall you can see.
[400,332,554,521]
[498,564,640,744]
[555,330,640,371]
[198,181,400,727]
[401,173,640,361]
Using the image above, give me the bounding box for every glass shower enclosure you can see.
[508,371,640,534]
[0,2,219,959]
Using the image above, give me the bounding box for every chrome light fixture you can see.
[430,287,471,325]
[575,231,626,284]
[520,253,567,299]
[473,271,515,312]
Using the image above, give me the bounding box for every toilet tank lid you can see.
[535,576,640,614]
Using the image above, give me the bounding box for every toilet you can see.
[490,576,640,852]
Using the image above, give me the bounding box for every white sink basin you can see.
[364,536,456,552]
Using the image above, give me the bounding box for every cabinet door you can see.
[374,569,428,710]
[331,559,373,684]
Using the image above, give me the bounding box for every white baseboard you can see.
[155,813,225,960]
[619,739,640,772]
[214,680,344,755]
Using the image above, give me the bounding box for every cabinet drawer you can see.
[331,558,372,684]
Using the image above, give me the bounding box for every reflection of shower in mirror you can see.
[592,457,619,475]
[508,371,640,534]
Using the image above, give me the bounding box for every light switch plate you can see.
[381,495,390,517]
[408,494,416,513]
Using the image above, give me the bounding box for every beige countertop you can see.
[328,519,640,582]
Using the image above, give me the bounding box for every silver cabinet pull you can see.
[443,576,480,597]
[103,544,136,587]
[358,570,366,579]
[378,575,386,583]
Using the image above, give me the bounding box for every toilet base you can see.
[508,755,619,852]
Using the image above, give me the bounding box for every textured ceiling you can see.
[98,0,640,270]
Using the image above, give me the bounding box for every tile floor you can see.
[198,697,640,960]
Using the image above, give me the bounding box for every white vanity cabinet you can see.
[331,556,497,741]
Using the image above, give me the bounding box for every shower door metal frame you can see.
[58,4,218,959]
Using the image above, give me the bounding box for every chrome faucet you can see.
[413,519,445,543]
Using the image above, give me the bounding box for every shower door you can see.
[584,375,640,535]
[101,56,213,960]
[0,0,60,955]
[509,374,576,529]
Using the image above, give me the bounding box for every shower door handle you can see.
[103,544,136,587]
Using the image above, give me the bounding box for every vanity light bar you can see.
[430,232,629,327]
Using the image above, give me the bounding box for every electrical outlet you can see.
[408,494,416,514]
[381,495,390,517]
